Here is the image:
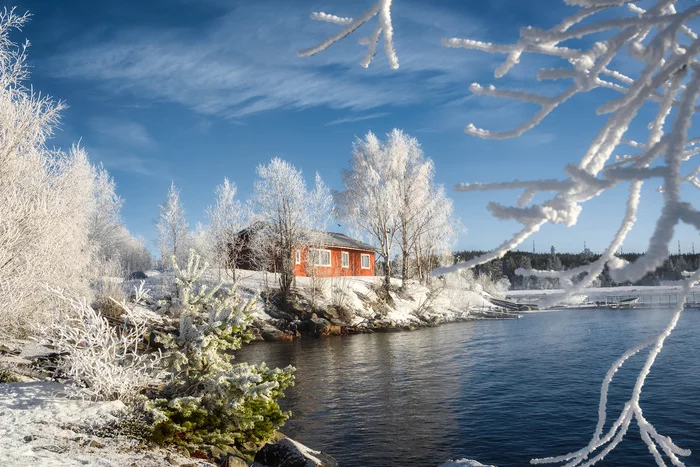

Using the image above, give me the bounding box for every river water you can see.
[236,309,700,466]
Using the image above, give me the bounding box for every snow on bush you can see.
[300,0,700,464]
[40,283,161,404]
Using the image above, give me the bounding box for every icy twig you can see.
[299,0,399,69]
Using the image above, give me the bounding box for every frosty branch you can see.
[298,0,399,70]
[298,0,700,465]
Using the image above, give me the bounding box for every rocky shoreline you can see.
[252,307,520,342]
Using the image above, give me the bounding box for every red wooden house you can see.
[293,232,376,277]
[234,225,376,277]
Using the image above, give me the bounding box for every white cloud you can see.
[87,146,162,177]
[324,112,390,126]
[48,1,500,119]
[88,118,155,147]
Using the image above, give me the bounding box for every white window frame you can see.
[295,250,301,265]
[309,248,332,267]
[341,251,349,268]
[361,253,371,269]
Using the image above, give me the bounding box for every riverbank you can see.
[130,269,519,342]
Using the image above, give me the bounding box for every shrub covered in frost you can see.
[42,283,161,403]
[146,250,295,450]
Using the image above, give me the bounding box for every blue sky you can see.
[15,0,700,255]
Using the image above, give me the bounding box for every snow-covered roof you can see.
[321,232,377,252]
[237,222,377,252]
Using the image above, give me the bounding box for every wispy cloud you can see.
[89,117,155,147]
[88,146,164,177]
[324,112,390,126]
[48,1,502,119]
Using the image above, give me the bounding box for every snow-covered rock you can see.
[440,459,494,467]
[254,437,338,467]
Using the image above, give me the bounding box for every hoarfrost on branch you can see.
[298,0,399,70]
[299,0,700,465]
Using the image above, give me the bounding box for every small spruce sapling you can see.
[147,250,295,451]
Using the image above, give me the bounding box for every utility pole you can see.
[678,240,681,256]
[532,240,535,254]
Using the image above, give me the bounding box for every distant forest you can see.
[453,248,700,289]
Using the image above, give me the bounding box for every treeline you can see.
[454,248,700,289]
[157,130,458,301]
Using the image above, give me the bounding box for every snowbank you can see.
[0,382,212,467]
[127,268,504,331]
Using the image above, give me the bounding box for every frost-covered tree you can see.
[190,222,213,265]
[206,178,246,280]
[112,226,153,273]
[385,130,453,285]
[87,163,124,261]
[308,172,335,234]
[148,251,295,449]
[156,181,189,271]
[0,7,96,336]
[338,129,455,289]
[251,158,333,298]
[413,186,457,284]
[337,132,399,292]
[301,1,700,464]
[85,162,151,281]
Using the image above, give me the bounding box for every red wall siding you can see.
[293,247,375,277]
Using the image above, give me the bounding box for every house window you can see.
[309,248,332,267]
[361,254,371,269]
[341,251,349,268]
[295,250,300,265]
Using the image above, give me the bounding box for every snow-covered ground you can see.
[0,270,506,466]
[0,382,212,467]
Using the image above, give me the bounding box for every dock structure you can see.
[506,290,700,310]
[596,293,700,310]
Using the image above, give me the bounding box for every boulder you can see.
[267,309,297,321]
[259,323,294,342]
[303,318,342,337]
[254,438,338,467]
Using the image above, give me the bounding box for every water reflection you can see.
[236,311,700,466]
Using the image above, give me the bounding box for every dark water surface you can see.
[236,310,700,466]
